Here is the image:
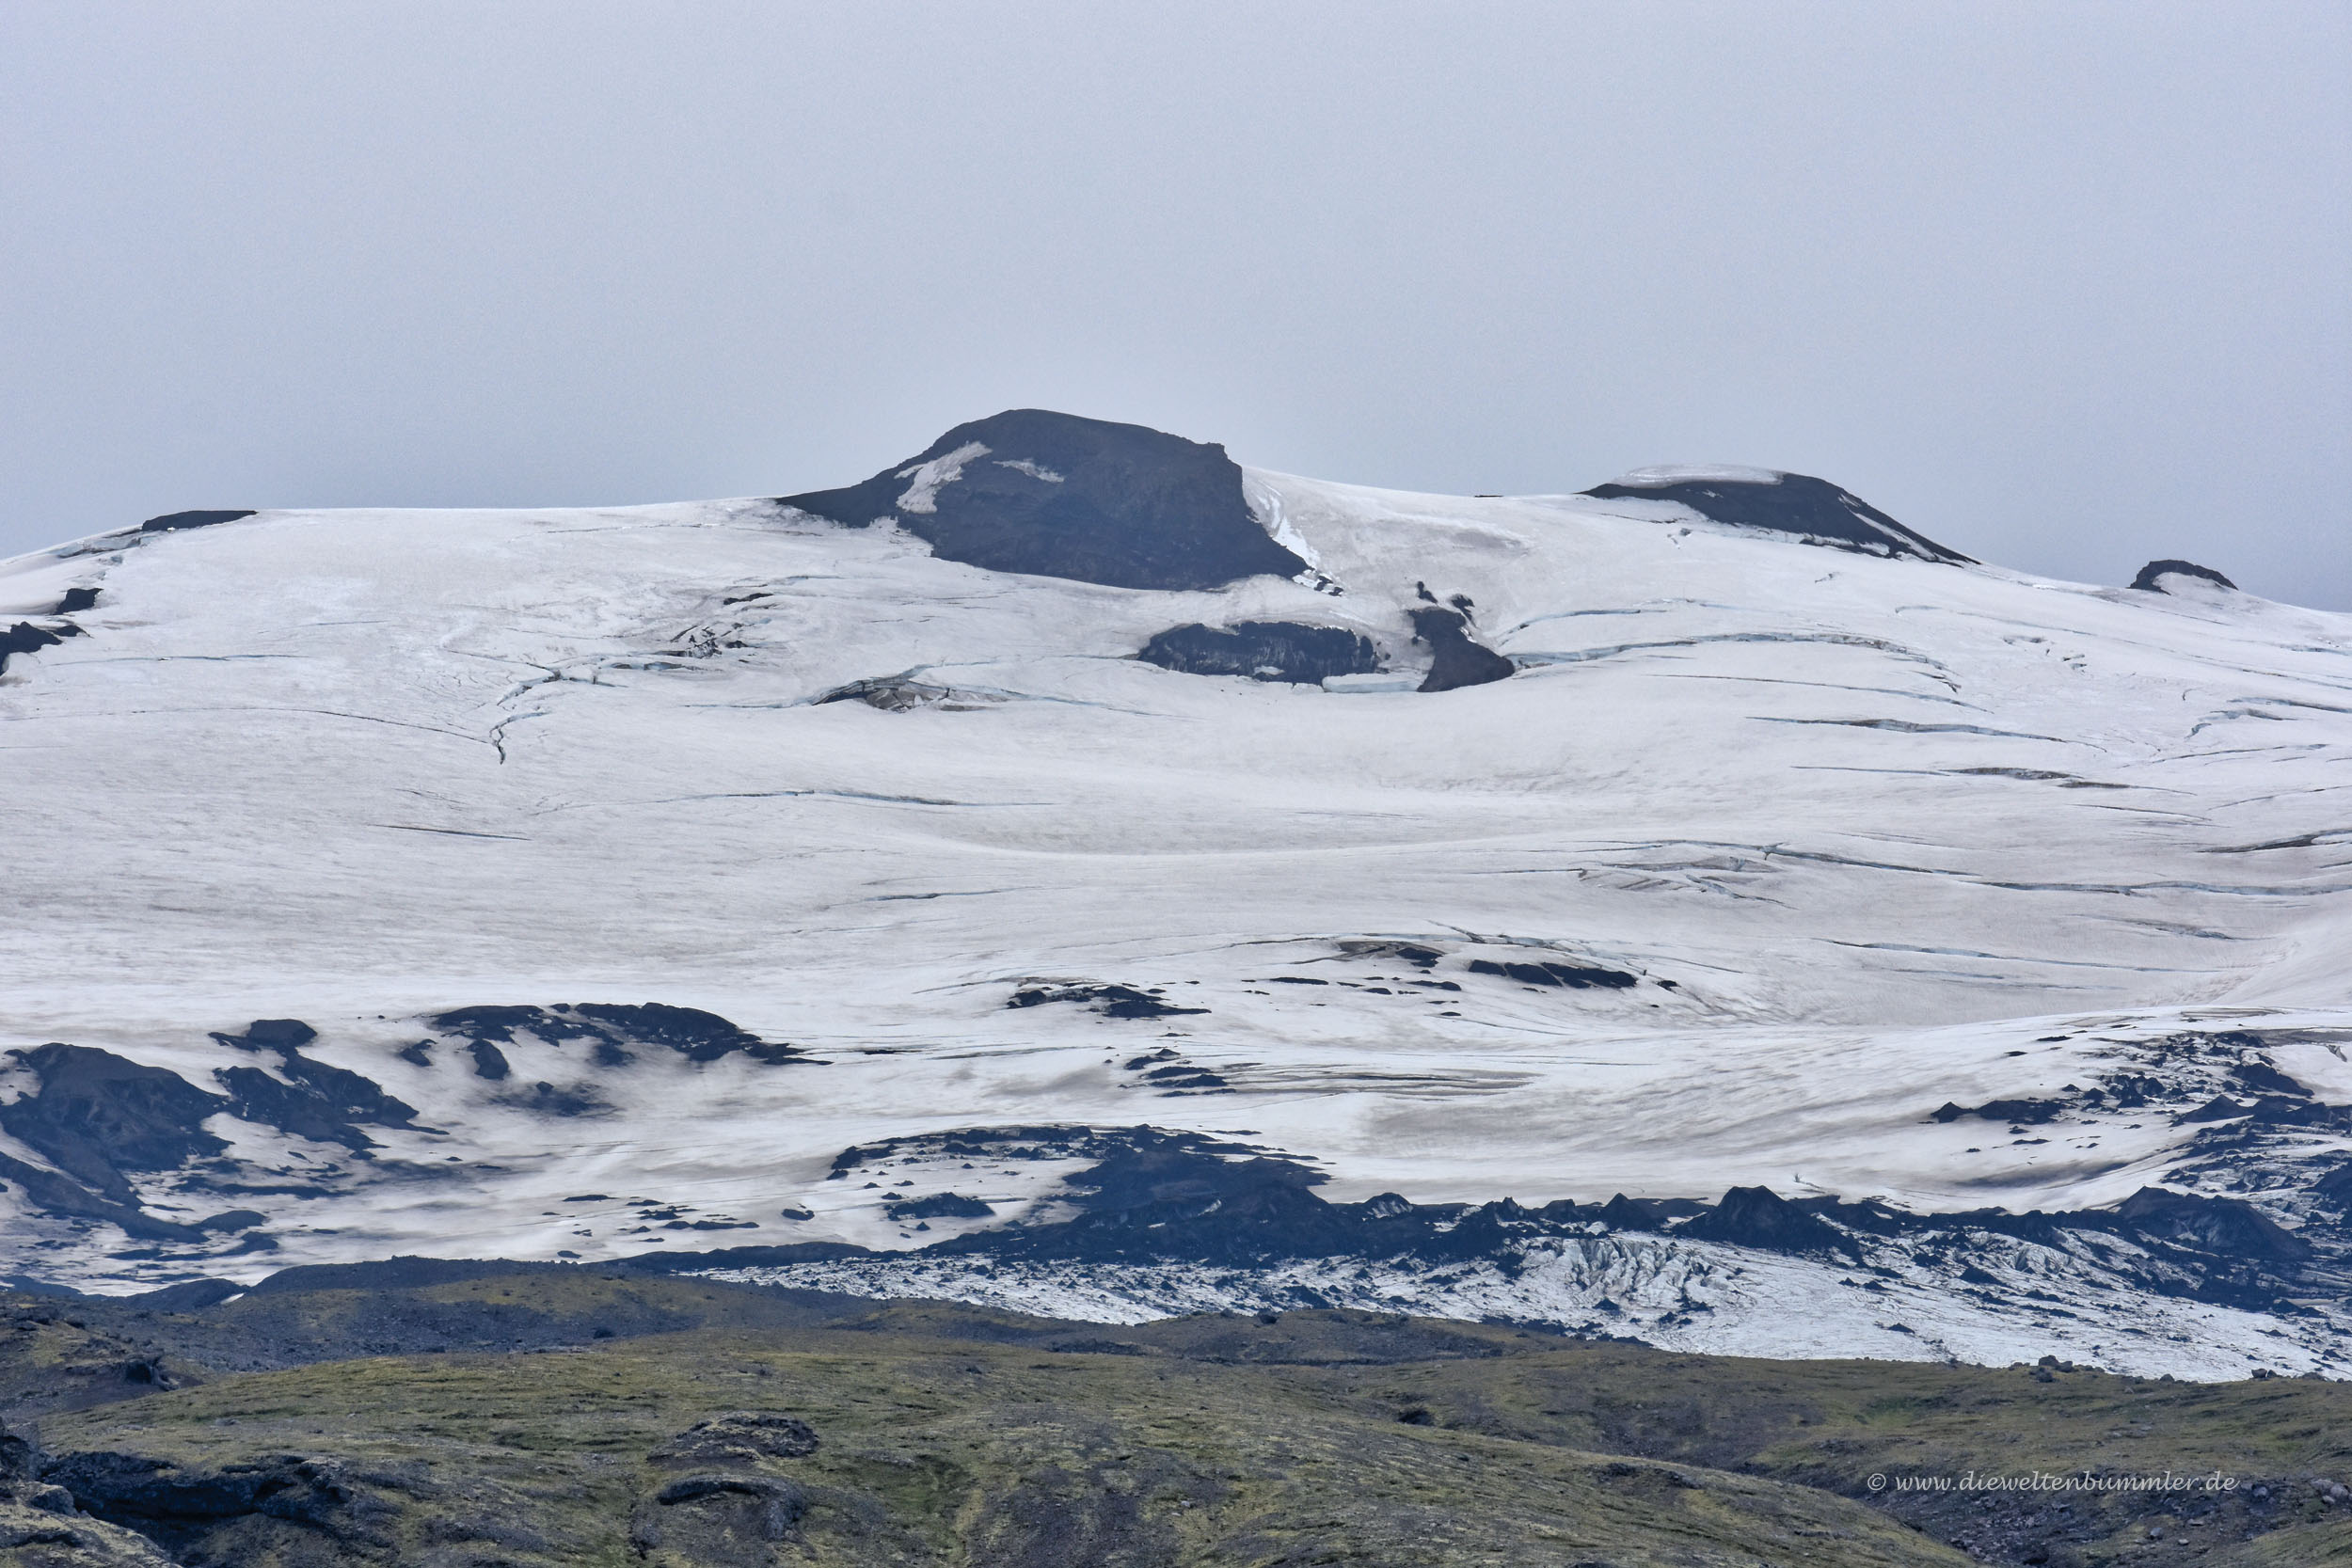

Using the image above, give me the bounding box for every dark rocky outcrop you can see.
[1407,607,1514,692]
[928,1132,1347,1264]
[1467,958,1638,990]
[207,1020,418,1152]
[651,1413,819,1465]
[426,1003,805,1068]
[1007,984,1208,1021]
[1138,622,1381,685]
[0,620,81,675]
[777,409,1305,591]
[2110,1186,2309,1266]
[2130,559,2236,594]
[51,587,99,615]
[0,1152,203,1243]
[884,1193,995,1221]
[1928,1097,2066,1126]
[1675,1187,1851,1257]
[41,1449,381,1558]
[0,1045,230,1205]
[814,674,979,711]
[1581,470,1972,564]
[569,1004,800,1064]
[138,510,255,533]
[637,1473,806,1559]
[1335,940,1444,970]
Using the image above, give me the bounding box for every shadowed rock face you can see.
[2131,559,2237,593]
[0,620,81,675]
[1139,622,1381,684]
[778,409,1306,591]
[0,1045,230,1205]
[1408,607,1514,692]
[138,510,255,533]
[424,1003,805,1067]
[208,1020,418,1151]
[1466,958,1638,990]
[1581,469,1972,564]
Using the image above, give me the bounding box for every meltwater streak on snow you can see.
[0,469,2347,1378]
[892,441,989,515]
[1605,464,1788,486]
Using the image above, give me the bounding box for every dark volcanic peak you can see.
[777,408,1307,591]
[2130,558,2238,594]
[1581,466,1973,565]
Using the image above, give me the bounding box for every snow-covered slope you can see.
[3,413,2347,1377]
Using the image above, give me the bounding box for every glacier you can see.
[0,409,2345,1380]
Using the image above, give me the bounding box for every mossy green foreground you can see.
[2,1275,2349,1566]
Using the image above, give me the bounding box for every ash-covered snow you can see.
[2,417,2348,1378]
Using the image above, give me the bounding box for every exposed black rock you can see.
[1140,1063,1229,1091]
[1675,1187,1851,1256]
[776,409,1305,591]
[1138,622,1381,684]
[0,1420,30,1482]
[1581,470,1972,564]
[1007,983,1207,1020]
[644,1471,806,1551]
[1595,1194,1708,1232]
[2111,1186,2309,1266]
[207,1020,417,1151]
[133,1278,245,1312]
[883,1193,995,1221]
[0,620,81,675]
[2130,559,2237,594]
[2312,1161,2352,1212]
[1928,1097,2067,1126]
[0,1152,202,1243]
[1407,607,1514,692]
[1335,940,1445,970]
[502,1081,610,1117]
[41,1449,378,1556]
[1466,958,1638,990]
[211,1019,315,1053]
[2175,1095,2252,1124]
[652,1414,820,1465]
[2230,1059,2310,1098]
[0,1045,230,1205]
[427,1005,578,1046]
[927,1131,1345,1264]
[813,674,974,711]
[426,1003,805,1067]
[569,1004,801,1064]
[193,1210,265,1233]
[138,510,255,533]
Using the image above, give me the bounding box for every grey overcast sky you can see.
[4,2,2346,606]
